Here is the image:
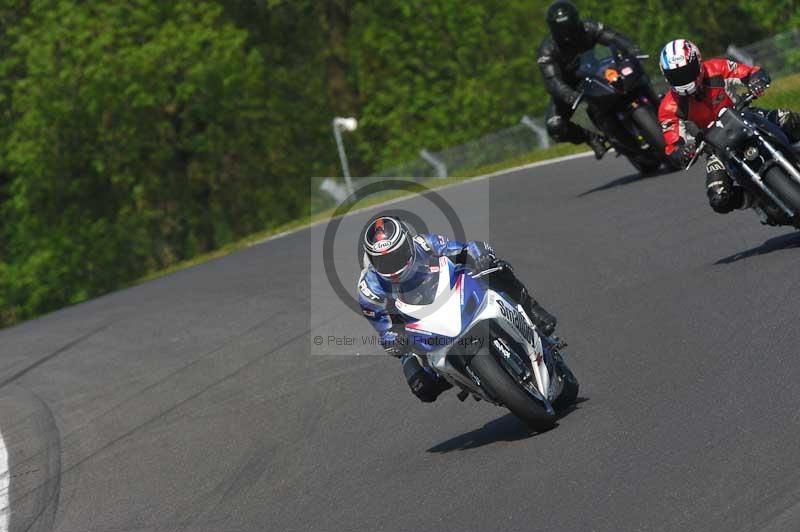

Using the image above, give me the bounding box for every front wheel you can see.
[627,154,662,175]
[468,354,556,430]
[631,105,666,158]
[551,354,579,410]
[763,164,800,221]
[629,106,668,174]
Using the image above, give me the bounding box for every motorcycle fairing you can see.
[395,257,553,402]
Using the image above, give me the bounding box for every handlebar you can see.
[685,140,706,171]
[472,265,504,279]
[735,90,758,111]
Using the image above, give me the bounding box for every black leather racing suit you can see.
[537,21,653,144]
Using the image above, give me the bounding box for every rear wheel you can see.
[468,354,556,430]
[763,164,800,222]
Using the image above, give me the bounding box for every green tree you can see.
[349,0,549,169]
[0,0,290,324]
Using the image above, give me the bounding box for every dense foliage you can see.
[0,0,798,326]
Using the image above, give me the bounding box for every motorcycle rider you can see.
[658,38,800,215]
[357,215,557,403]
[538,0,653,159]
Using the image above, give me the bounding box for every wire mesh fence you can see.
[728,28,800,79]
[426,120,549,176]
[364,116,550,181]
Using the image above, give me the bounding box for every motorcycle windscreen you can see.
[397,270,439,306]
[574,50,599,79]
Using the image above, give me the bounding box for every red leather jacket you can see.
[658,58,762,155]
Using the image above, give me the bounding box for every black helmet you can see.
[363,215,417,281]
[546,1,583,47]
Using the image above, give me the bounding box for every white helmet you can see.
[660,39,703,96]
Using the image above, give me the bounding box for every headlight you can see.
[744,146,759,161]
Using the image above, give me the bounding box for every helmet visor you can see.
[550,16,582,45]
[369,235,414,278]
[665,60,701,89]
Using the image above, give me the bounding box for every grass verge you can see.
[758,72,800,109]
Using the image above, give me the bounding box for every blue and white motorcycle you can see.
[395,257,579,429]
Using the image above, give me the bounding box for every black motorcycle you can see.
[686,90,800,227]
[572,48,669,174]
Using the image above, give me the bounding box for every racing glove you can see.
[564,89,581,108]
[669,143,694,169]
[466,243,498,275]
[748,70,771,97]
[381,330,410,357]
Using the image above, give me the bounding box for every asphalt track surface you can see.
[3,153,800,532]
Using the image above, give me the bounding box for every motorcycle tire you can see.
[763,164,800,220]
[551,354,579,411]
[631,106,666,157]
[469,353,556,430]
[627,154,662,175]
[629,106,671,173]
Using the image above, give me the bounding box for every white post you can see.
[420,149,448,178]
[319,177,349,203]
[726,44,755,65]
[521,115,551,149]
[332,117,358,195]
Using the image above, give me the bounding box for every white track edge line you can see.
[248,151,593,247]
[0,426,8,532]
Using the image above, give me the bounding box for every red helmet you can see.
[660,39,703,96]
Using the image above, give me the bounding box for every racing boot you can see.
[401,354,452,403]
[773,109,800,144]
[490,262,558,336]
[520,287,557,337]
[587,133,609,160]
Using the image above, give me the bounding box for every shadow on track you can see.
[715,230,800,265]
[427,398,588,454]
[577,166,677,198]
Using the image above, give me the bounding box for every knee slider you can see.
[707,181,742,214]
[709,191,735,213]
[546,115,567,140]
[409,372,440,402]
[401,355,439,402]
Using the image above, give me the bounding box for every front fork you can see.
[727,148,794,218]
[729,133,800,219]
[625,95,659,150]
